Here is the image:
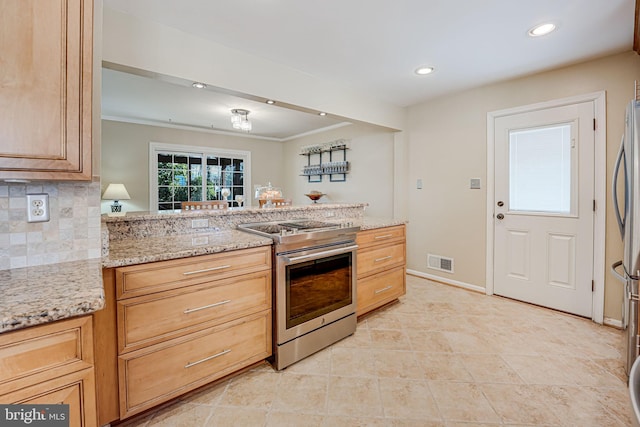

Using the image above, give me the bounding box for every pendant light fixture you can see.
[230,109,252,132]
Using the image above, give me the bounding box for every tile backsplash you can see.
[0,179,102,270]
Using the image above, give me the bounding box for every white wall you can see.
[406,51,640,321]
[282,124,397,218]
[101,120,285,213]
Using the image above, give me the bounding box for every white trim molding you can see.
[407,269,485,294]
[486,91,607,324]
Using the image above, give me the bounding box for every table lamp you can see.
[102,183,131,212]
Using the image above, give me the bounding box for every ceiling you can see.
[102,0,634,139]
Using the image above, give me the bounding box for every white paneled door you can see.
[493,101,595,317]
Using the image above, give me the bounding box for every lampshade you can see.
[102,183,131,201]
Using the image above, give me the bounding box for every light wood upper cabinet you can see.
[0,0,92,181]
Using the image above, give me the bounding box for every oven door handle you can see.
[283,245,359,263]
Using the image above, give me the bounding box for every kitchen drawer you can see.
[118,310,271,419]
[115,246,271,299]
[356,225,405,249]
[0,316,94,394]
[117,271,271,353]
[2,368,97,427]
[357,242,405,278]
[357,266,406,316]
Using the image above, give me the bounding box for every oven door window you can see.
[285,252,353,329]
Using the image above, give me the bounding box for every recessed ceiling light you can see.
[266,99,276,105]
[528,23,556,37]
[192,82,207,89]
[319,112,327,116]
[415,66,435,76]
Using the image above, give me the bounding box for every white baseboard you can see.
[407,269,486,294]
[603,317,623,329]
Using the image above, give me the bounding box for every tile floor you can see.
[117,275,632,426]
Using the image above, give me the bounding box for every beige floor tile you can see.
[428,381,500,423]
[587,384,636,426]
[370,329,412,350]
[271,373,329,414]
[327,376,383,417]
[366,310,404,330]
[542,385,627,427]
[378,378,441,420]
[320,415,387,427]
[405,329,454,353]
[458,354,523,384]
[386,419,446,427]
[415,353,473,381]
[207,406,267,427]
[146,402,214,427]
[267,411,324,426]
[373,349,424,379]
[330,347,378,377]
[219,368,280,409]
[503,354,624,387]
[480,383,564,425]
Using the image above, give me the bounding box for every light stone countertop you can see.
[1,258,105,333]
[103,229,274,268]
[103,217,406,268]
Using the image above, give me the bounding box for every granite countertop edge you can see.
[1,258,105,334]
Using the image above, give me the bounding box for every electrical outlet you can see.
[27,194,50,223]
[191,218,209,228]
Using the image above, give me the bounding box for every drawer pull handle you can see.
[183,299,231,314]
[184,349,231,368]
[182,265,231,276]
[374,255,393,262]
[374,234,393,240]
[374,285,393,294]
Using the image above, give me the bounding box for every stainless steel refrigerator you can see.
[612,93,640,377]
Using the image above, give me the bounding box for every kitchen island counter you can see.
[1,258,105,333]
[103,229,273,268]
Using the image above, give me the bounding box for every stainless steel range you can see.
[238,219,360,370]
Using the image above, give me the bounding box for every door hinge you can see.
[593,199,596,212]
[593,118,596,131]
[592,280,595,292]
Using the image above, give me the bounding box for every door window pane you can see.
[509,124,572,213]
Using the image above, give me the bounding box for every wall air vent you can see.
[427,254,454,273]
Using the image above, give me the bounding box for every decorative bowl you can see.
[305,192,325,203]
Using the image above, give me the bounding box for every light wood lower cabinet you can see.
[0,316,97,427]
[356,225,406,316]
[95,246,273,423]
[119,311,270,417]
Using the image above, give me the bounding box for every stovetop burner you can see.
[238,218,360,250]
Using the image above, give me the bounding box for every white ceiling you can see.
[102,0,634,138]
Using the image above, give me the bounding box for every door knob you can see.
[497,201,504,207]
[496,213,504,220]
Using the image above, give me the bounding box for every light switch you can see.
[417,179,423,189]
[470,178,481,189]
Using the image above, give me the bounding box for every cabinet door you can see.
[0,0,92,180]
[1,368,97,427]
